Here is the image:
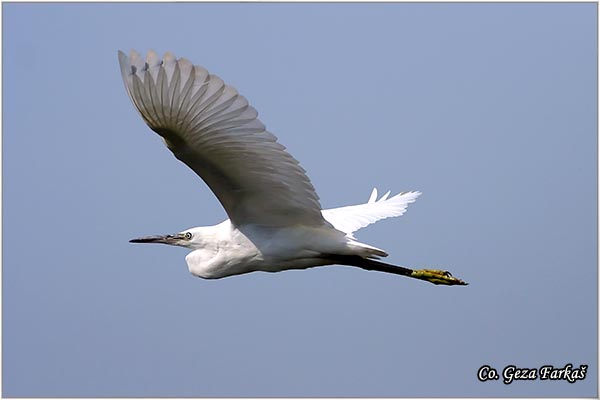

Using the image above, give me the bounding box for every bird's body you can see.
[155,191,415,279]
[120,49,466,285]
[182,220,336,279]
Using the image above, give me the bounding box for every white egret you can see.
[120,50,466,286]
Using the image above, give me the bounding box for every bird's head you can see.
[129,227,204,249]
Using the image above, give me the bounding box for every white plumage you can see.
[122,49,466,286]
[322,188,421,239]
[119,50,322,228]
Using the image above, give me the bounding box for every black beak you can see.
[129,234,178,244]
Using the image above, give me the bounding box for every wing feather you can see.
[119,50,326,228]
[322,189,421,237]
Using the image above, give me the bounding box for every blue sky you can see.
[3,2,597,397]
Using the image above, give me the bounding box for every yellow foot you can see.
[410,269,468,286]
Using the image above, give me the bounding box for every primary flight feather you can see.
[121,49,466,286]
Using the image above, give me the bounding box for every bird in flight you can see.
[120,49,467,286]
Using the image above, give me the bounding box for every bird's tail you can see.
[329,255,468,286]
[346,239,389,258]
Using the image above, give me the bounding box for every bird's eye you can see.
[184,232,192,240]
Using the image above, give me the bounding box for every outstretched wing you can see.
[322,188,421,237]
[119,50,327,228]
